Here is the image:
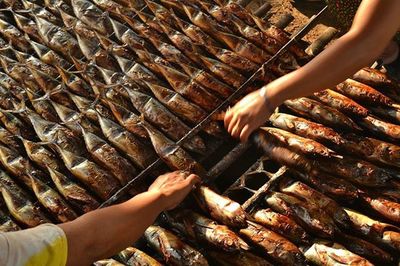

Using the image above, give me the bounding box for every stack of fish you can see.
[0,0,399,264]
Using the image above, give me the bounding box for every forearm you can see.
[60,191,164,266]
[264,31,384,106]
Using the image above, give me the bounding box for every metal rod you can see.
[290,5,328,40]
[242,166,287,211]
[206,142,252,181]
[100,5,329,207]
[253,2,272,18]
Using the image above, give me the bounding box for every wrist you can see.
[142,190,166,213]
[259,85,281,112]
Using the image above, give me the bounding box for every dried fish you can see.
[284,98,361,131]
[55,145,120,201]
[0,71,27,101]
[280,180,351,229]
[20,136,64,172]
[44,0,74,15]
[12,48,58,79]
[358,115,400,142]
[353,67,399,90]
[140,120,206,176]
[253,208,311,245]
[110,18,146,50]
[47,167,99,213]
[144,225,209,266]
[260,127,338,158]
[313,89,369,117]
[207,250,272,266]
[363,196,400,223]
[29,174,78,223]
[304,243,373,266]
[0,17,31,52]
[97,112,156,169]
[116,246,162,266]
[34,16,83,59]
[12,12,41,41]
[133,9,164,33]
[0,171,49,227]
[0,111,35,139]
[0,125,22,152]
[20,0,62,26]
[269,113,345,146]
[194,186,247,228]
[265,191,337,238]
[198,55,247,88]
[157,63,223,111]
[369,105,400,124]
[239,221,307,265]
[168,209,250,252]
[336,79,393,106]
[145,82,224,137]
[28,38,71,69]
[345,209,400,252]
[0,209,20,232]
[94,259,125,266]
[126,88,206,154]
[56,66,93,97]
[81,126,138,185]
[67,91,113,122]
[25,88,60,122]
[71,0,112,35]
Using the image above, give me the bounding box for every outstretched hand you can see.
[148,171,201,211]
[224,89,275,142]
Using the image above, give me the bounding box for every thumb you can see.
[187,174,201,187]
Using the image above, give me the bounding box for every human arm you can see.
[59,171,200,266]
[224,0,400,142]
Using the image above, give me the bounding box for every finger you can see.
[231,121,244,139]
[187,174,201,186]
[224,108,233,129]
[227,114,238,133]
[239,124,252,142]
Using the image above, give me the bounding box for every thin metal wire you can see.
[99,4,329,208]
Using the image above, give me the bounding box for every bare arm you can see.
[59,171,200,266]
[225,0,400,142]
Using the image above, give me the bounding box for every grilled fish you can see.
[304,243,373,266]
[117,247,162,266]
[55,145,120,201]
[0,71,27,101]
[144,225,209,266]
[140,120,206,176]
[94,259,125,266]
[239,221,307,265]
[20,0,62,25]
[0,125,22,152]
[28,38,71,69]
[345,208,400,252]
[260,127,338,158]
[353,67,399,90]
[67,91,113,122]
[168,209,250,252]
[313,89,369,117]
[336,79,393,106]
[81,125,138,185]
[0,17,31,53]
[97,112,156,169]
[145,82,224,138]
[363,196,400,223]
[194,186,247,228]
[56,66,94,98]
[0,209,20,232]
[269,113,345,146]
[0,171,49,227]
[126,88,206,154]
[284,98,361,131]
[11,12,41,43]
[280,180,351,229]
[265,191,337,238]
[47,167,99,213]
[253,208,311,245]
[207,250,272,266]
[358,115,400,142]
[369,105,400,125]
[71,0,112,35]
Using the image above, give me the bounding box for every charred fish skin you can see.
[116,246,162,266]
[81,126,138,186]
[304,243,374,266]
[265,192,337,238]
[47,167,99,213]
[363,196,400,224]
[194,186,247,228]
[0,171,50,227]
[55,146,121,201]
[126,88,206,154]
[253,208,311,245]
[358,115,400,142]
[144,225,209,266]
[284,97,361,131]
[239,221,307,266]
[168,209,250,252]
[353,67,399,91]
[140,120,206,176]
[97,113,156,169]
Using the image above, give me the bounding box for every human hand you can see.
[148,171,201,211]
[224,89,276,142]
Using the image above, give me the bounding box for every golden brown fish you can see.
[207,250,272,266]
[117,246,162,266]
[353,67,399,91]
[363,196,400,223]
[358,115,400,142]
[144,225,209,266]
[71,0,112,35]
[0,209,20,232]
[28,38,71,69]
[0,17,31,53]
[239,221,307,265]
[0,70,27,101]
